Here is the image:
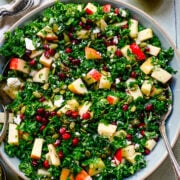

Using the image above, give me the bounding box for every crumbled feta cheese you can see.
[113,36,118,44]
[115,78,120,84]
[93,27,100,34]
[121,9,127,17]
[54,95,64,107]
[135,143,140,150]
[13,115,21,125]
[126,140,132,145]
[25,38,36,50]
[7,77,21,89]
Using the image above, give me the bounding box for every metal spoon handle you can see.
[159,124,180,180]
[0,111,8,143]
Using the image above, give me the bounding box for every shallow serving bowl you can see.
[0,0,180,179]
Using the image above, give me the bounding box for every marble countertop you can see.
[0,0,180,180]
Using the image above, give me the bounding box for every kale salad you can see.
[0,2,175,180]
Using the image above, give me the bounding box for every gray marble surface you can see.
[0,0,180,180]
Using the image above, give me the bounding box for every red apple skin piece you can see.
[9,58,30,74]
[85,8,94,15]
[107,95,119,105]
[85,47,102,60]
[88,69,102,81]
[103,4,111,13]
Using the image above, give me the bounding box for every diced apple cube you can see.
[31,138,44,160]
[121,45,132,61]
[146,44,161,56]
[84,3,97,15]
[37,26,58,40]
[107,45,117,58]
[47,144,60,166]
[141,80,153,96]
[151,67,172,84]
[129,19,138,38]
[140,57,154,75]
[99,73,112,89]
[29,50,43,59]
[85,47,102,60]
[98,122,117,138]
[79,101,92,117]
[88,158,105,176]
[57,99,79,116]
[126,152,141,164]
[107,95,119,105]
[126,78,143,100]
[83,69,102,85]
[145,139,157,151]
[37,169,51,176]
[33,67,49,83]
[122,145,135,158]
[39,53,54,68]
[68,78,88,95]
[8,123,19,145]
[3,85,18,99]
[9,58,30,74]
[137,28,153,42]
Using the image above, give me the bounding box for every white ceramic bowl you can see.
[0,1,180,179]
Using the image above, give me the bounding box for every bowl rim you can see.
[0,0,180,179]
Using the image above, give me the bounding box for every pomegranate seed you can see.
[65,47,72,53]
[84,25,91,30]
[39,96,46,102]
[72,137,79,146]
[25,49,32,56]
[121,24,129,29]
[126,134,132,140]
[44,51,50,58]
[122,104,128,111]
[29,59,36,66]
[79,21,83,26]
[41,117,48,125]
[35,115,42,122]
[68,32,73,38]
[145,47,150,52]
[71,59,81,66]
[138,123,146,129]
[43,160,50,169]
[72,39,78,45]
[115,49,122,57]
[145,104,153,111]
[105,40,111,46]
[62,132,71,140]
[111,122,117,125]
[114,8,119,15]
[48,48,56,56]
[44,111,50,118]
[144,148,150,155]
[20,114,25,120]
[43,44,49,50]
[71,111,79,119]
[37,108,45,115]
[58,72,66,81]
[32,160,38,167]
[82,112,91,120]
[39,125,46,131]
[54,139,61,147]
[50,111,57,117]
[130,71,137,78]
[59,127,66,135]
[154,137,159,142]
[58,151,64,159]
[102,65,108,71]
[65,110,73,117]
[140,130,145,136]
